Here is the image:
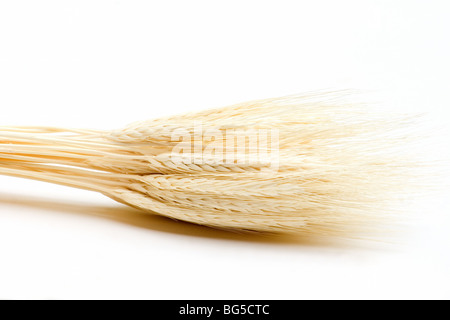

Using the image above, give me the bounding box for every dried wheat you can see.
[0,92,417,236]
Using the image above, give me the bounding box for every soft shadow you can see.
[0,193,356,247]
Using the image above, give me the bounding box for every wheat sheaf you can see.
[0,92,415,236]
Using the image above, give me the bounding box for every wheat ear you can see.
[0,93,416,236]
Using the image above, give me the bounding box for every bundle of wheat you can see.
[0,92,415,236]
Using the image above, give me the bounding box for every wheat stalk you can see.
[0,92,416,236]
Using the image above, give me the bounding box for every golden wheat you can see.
[0,92,415,236]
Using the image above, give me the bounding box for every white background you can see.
[0,1,449,299]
